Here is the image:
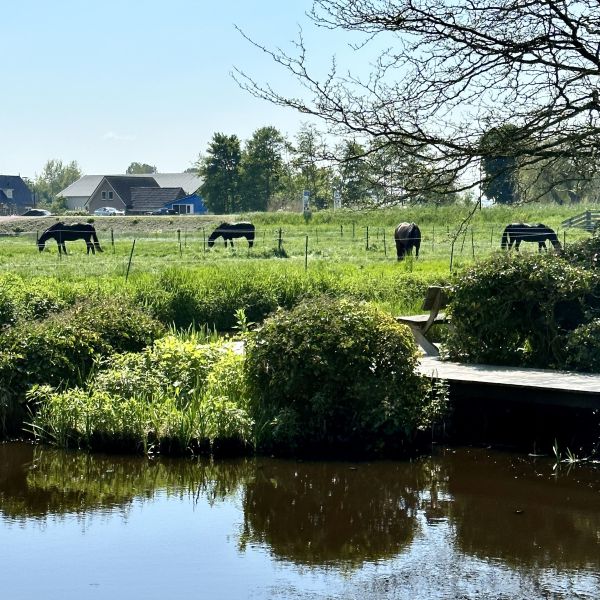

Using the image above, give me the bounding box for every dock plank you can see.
[417,357,600,398]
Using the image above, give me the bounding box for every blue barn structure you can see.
[163,193,207,215]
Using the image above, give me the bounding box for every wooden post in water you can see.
[125,239,136,282]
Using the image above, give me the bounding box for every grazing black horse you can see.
[394,222,421,260]
[37,222,103,255]
[207,222,255,248]
[500,223,562,252]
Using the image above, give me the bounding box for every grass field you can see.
[0,204,593,282]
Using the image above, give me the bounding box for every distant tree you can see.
[198,133,242,213]
[336,140,372,207]
[292,124,332,209]
[126,162,157,174]
[33,159,82,205]
[239,127,286,211]
[480,125,522,205]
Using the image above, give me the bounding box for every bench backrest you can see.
[422,286,449,312]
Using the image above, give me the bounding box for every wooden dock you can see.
[417,357,600,409]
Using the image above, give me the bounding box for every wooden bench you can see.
[396,286,450,356]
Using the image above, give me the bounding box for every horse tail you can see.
[501,226,510,249]
[91,227,103,252]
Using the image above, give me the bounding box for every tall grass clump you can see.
[29,335,252,454]
[245,296,447,456]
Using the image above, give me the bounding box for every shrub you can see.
[0,295,164,432]
[245,296,444,456]
[564,320,600,372]
[445,253,596,368]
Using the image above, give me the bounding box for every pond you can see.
[1,442,599,599]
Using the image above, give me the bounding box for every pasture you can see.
[0,204,592,285]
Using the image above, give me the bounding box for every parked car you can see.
[21,208,51,217]
[94,206,125,216]
[150,207,178,216]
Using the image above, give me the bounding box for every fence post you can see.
[383,229,387,257]
[563,230,567,249]
[177,229,181,244]
[111,228,115,253]
[125,239,136,282]
[450,239,455,272]
[304,235,309,271]
[431,225,435,253]
[471,229,475,258]
[202,228,206,253]
[352,222,355,238]
[278,228,283,252]
[184,228,187,248]
[340,224,343,237]
[366,226,369,250]
[490,226,494,247]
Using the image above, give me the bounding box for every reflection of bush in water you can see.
[444,451,600,570]
[0,445,253,519]
[240,461,422,567]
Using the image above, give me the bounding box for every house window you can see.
[101,191,106,199]
[5,189,13,199]
[108,191,113,199]
[175,204,193,214]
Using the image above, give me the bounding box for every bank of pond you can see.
[1,231,600,457]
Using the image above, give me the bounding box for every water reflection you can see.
[239,461,421,566]
[1,442,600,575]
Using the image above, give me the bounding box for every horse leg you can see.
[395,240,404,261]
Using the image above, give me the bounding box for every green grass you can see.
[0,204,592,281]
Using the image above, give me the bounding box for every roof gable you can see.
[0,175,32,206]
[101,176,159,204]
[59,173,202,198]
[129,187,186,212]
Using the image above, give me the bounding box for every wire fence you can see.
[0,223,591,278]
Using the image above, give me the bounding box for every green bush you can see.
[446,253,597,367]
[564,320,600,372]
[0,296,164,432]
[245,296,444,456]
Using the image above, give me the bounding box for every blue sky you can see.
[3,0,356,179]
